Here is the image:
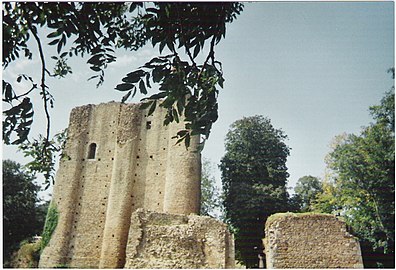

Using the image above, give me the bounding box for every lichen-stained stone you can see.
[263,213,364,269]
[124,209,235,269]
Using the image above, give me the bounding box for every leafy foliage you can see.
[310,180,342,214]
[19,129,68,189]
[2,160,43,263]
[219,116,290,268]
[40,203,59,253]
[312,87,395,268]
[293,175,323,212]
[115,3,243,148]
[200,157,223,219]
[8,240,42,268]
[2,2,243,187]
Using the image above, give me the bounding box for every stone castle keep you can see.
[39,101,234,268]
[38,101,364,269]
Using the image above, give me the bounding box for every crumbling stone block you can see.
[263,213,364,269]
[124,209,235,268]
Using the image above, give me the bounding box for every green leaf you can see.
[121,90,132,103]
[87,75,99,81]
[87,54,102,65]
[145,73,152,88]
[146,7,159,14]
[173,108,179,123]
[193,44,200,58]
[25,111,34,118]
[177,97,185,115]
[176,130,189,137]
[151,35,162,47]
[175,136,185,145]
[47,31,61,38]
[90,66,101,72]
[148,100,157,116]
[57,34,66,54]
[129,3,138,13]
[125,70,145,83]
[115,83,134,91]
[159,42,166,54]
[152,68,163,83]
[184,133,191,149]
[48,39,60,46]
[140,101,152,110]
[139,80,147,95]
[218,76,225,88]
[145,57,169,67]
[141,92,167,101]
[4,82,13,101]
[166,39,175,52]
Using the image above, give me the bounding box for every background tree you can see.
[293,175,322,212]
[310,180,341,214]
[3,159,47,265]
[220,115,290,268]
[311,84,395,268]
[200,157,223,219]
[3,2,244,188]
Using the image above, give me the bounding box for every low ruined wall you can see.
[263,213,363,269]
[124,209,235,269]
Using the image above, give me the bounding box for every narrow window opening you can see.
[146,121,152,129]
[88,143,97,159]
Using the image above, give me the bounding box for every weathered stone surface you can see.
[263,212,364,269]
[124,209,235,269]
[38,101,235,269]
[39,101,202,268]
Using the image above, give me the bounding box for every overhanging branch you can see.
[28,24,51,148]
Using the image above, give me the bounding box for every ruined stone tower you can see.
[39,101,206,268]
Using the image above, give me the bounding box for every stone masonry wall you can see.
[39,101,202,268]
[263,213,364,269]
[124,209,235,268]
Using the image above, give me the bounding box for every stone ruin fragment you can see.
[39,101,234,268]
[37,101,365,269]
[263,212,364,269]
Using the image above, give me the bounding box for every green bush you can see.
[9,240,41,268]
[40,204,59,252]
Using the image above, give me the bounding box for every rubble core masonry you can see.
[263,212,364,269]
[39,101,202,268]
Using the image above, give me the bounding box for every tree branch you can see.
[197,35,216,83]
[13,84,38,100]
[28,24,51,148]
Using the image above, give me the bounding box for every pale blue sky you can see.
[2,2,394,198]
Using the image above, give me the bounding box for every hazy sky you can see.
[2,2,394,198]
